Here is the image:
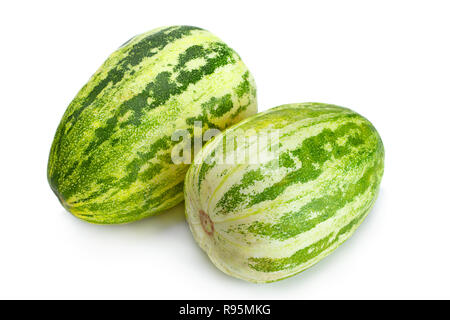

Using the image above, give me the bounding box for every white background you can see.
[1,0,449,299]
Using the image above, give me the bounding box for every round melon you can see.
[184,103,384,282]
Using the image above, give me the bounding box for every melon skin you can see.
[48,26,257,224]
[184,103,384,283]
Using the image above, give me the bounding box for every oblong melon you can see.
[185,103,384,282]
[48,26,257,224]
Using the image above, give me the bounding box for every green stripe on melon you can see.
[48,26,257,224]
[184,103,384,283]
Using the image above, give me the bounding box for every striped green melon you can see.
[48,26,257,224]
[185,103,384,283]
